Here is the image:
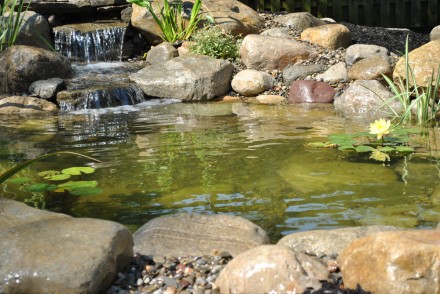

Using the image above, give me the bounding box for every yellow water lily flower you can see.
[369,149,390,162]
[369,118,391,140]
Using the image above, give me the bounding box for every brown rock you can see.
[231,69,275,96]
[338,230,440,294]
[216,245,329,294]
[133,213,270,257]
[146,42,178,65]
[240,34,317,71]
[288,80,335,103]
[278,225,402,258]
[348,55,392,80]
[0,96,58,114]
[393,40,440,88]
[301,24,351,50]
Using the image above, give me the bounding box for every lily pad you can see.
[57,180,98,191]
[7,177,31,184]
[304,142,337,148]
[355,145,375,153]
[70,187,103,196]
[328,134,356,146]
[26,183,57,192]
[38,170,60,177]
[338,145,356,151]
[46,174,71,181]
[377,146,395,152]
[395,146,415,152]
[61,167,95,176]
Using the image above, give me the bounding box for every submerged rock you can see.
[0,96,58,114]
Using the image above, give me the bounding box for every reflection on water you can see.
[1,102,439,241]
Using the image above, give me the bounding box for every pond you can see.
[1,100,440,241]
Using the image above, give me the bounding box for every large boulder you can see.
[393,40,440,88]
[28,0,128,15]
[133,213,270,257]
[29,78,65,100]
[273,12,327,32]
[231,69,275,96]
[345,44,390,66]
[334,80,402,118]
[130,55,234,101]
[11,11,54,51]
[240,34,317,71]
[301,24,351,50]
[0,198,133,294]
[131,0,263,44]
[338,230,440,294]
[215,245,329,293]
[0,96,58,114]
[0,45,71,94]
[278,226,402,258]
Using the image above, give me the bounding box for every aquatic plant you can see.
[380,36,440,127]
[0,0,29,52]
[127,0,214,44]
[190,25,241,60]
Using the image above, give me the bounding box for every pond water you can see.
[1,100,440,241]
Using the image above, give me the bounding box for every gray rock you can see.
[0,198,68,230]
[240,34,317,71]
[316,62,348,83]
[260,27,292,38]
[274,12,326,32]
[146,42,178,65]
[231,69,275,96]
[283,63,328,85]
[345,44,390,66]
[215,245,328,294]
[0,45,71,94]
[131,0,263,45]
[348,55,392,80]
[130,55,234,101]
[334,80,403,119]
[121,6,132,23]
[29,78,65,99]
[13,11,54,51]
[430,25,440,41]
[278,225,402,258]
[28,0,128,14]
[0,96,58,114]
[0,215,133,294]
[133,213,270,257]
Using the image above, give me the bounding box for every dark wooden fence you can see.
[239,0,439,27]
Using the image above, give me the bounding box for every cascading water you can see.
[54,23,127,63]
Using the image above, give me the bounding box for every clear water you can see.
[1,101,440,241]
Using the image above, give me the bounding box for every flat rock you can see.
[345,44,390,66]
[393,40,440,88]
[288,80,335,103]
[348,55,393,80]
[231,69,275,96]
[215,245,328,294]
[0,96,58,114]
[256,95,286,104]
[273,12,326,32]
[240,34,317,71]
[0,216,133,294]
[338,230,440,294]
[283,63,327,85]
[133,213,270,257]
[333,79,402,119]
[29,78,65,100]
[130,55,234,101]
[278,225,402,258]
[301,24,351,50]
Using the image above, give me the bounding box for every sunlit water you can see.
[1,101,440,241]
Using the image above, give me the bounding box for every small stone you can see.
[136,278,144,286]
[163,286,177,294]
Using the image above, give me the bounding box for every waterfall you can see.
[54,23,127,62]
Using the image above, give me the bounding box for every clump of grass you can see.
[380,36,440,127]
[127,0,213,44]
[0,0,29,52]
[189,25,241,61]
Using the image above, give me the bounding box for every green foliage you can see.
[127,0,214,44]
[0,0,29,52]
[380,36,440,127]
[189,25,241,60]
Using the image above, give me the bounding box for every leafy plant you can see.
[379,36,440,127]
[190,25,241,60]
[306,119,417,163]
[0,0,29,52]
[127,0,214,44]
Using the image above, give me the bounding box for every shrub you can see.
[190,25,241,61]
